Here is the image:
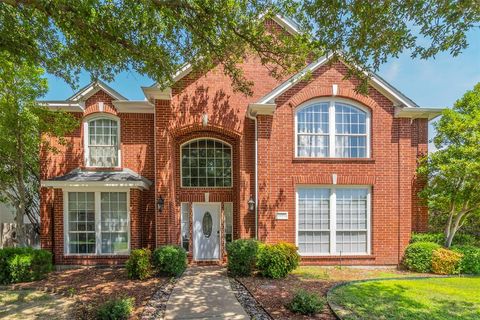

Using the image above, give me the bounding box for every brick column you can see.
[130,189,141,249]
[40,187,54,251]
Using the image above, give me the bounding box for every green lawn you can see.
[328,277,480,320]
[292,266,424,281]
[0,290,73,320]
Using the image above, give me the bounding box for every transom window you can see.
[296,99,370,158]
[85,117,120,167]
[66,191,129,255]
[297,186,370,255]
[181,139,232,188]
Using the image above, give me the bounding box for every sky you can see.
[43,29,480,146]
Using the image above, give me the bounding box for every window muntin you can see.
[87,118,119,167]
[65,191,129,255]
[296,187,370,255]
[297,188,330,254]
[181,139,232,188]
[335,103,368,158]
[295,100,370,158]
[224,202,233,244]
[181,203,190,251]
[67,192,96,254]
[100,192,128,254]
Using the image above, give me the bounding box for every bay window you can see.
[296,186,370,255]
[295,99,370,158]
[65,191,129,255]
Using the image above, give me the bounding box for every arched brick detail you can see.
[83,90,118,116]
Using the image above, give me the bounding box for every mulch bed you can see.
[238,275,337,320]
[13,267,168,320]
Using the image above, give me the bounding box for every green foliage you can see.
[0,1,477,94]
[0,52,78,243]
[403,242,441,273]
[418,83,480,248]
[125,249,152,280]
[411,232,478,247]
[0,247,53,284]
[153,245,187,277]
[257,242,300,279]
[96,297,134,320]
[288,289,324,315]
[431,248,463,275]
[452,245,480,275]
[226,239,259,277]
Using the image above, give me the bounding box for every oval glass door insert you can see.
[202,211,213,238]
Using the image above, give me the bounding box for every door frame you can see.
[192,202,222,261]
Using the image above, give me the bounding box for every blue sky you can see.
[44,29,480,145]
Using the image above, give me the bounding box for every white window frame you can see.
[179,138,233,188]
[294,97,371,158]
[63,188,131,256]
[83,114,122,168]
[295,185,371,256]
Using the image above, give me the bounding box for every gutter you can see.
[247,110,259,239]
[247,103,276,240]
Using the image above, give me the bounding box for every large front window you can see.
[86,118,120,167]
[181,139,232,187]
[66,191,129,255]
[296,99,370,158]
[297,186,370,255]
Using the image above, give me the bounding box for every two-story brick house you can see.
[39,16,442,266]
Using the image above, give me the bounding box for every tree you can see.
[0,53,78,246]
[0,1,478,94]
[418,83,480,248]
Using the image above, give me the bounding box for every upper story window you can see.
[84,116,120,167]
[181,138,232,188]
[295,99,370,158]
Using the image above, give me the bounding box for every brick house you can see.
[39,16,442,266]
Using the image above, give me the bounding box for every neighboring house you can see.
[39,17,442,266]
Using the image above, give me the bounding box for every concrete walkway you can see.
[164,266,248,320]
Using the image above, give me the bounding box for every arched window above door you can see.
[181,138,232,188]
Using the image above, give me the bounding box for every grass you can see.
[292,266,422,281]
[328,277,480,320]
[0,290,73,320]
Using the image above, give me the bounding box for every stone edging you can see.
[325,275,463,320]
[141,277,178,320]
[229,277,273,320]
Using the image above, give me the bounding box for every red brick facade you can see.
[40,57,428,266]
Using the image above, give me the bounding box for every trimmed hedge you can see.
[96,297,134,320]
[0,247,53,284]
[288,289,324,316]
[153,245,187,277]
[126,249,152,280]
[226,239,259,277]
[403,242,441,273]
[257,242,300,279]
[411,232,478,247]
[452,245,480,275]
[431,248,463,275]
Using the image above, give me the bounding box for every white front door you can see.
[193,203,220,260]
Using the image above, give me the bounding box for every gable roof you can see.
[68,80,127,101]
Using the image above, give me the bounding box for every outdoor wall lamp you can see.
[157,195,165,213]
[248,195,256,212]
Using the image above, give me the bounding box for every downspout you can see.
[247,109,258,240]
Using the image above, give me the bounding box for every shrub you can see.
[0,247,53,284]
[126,249,152,280]
[226,239,259,276]
[153,245,187,277]
[403,242,441,273]
[452,245,480,275]
[410,232,479,246]
[257,242,300,279]
[96,297,134,320]
[431,248,463,275]
[287,290,324,315]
